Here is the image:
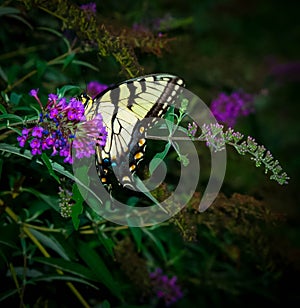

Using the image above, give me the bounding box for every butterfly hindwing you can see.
[84,73,185,191]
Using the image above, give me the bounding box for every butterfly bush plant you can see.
[0,1,294,308]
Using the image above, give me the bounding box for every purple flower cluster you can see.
[87,81,108,99]
[210,91,255,127]
[80,2,96,17]
[17,89,107,164]
[187,121,198,137]
[150,268,183,306]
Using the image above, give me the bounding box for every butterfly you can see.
[82,73,185,192]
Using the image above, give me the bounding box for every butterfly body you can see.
[83,74,185,191]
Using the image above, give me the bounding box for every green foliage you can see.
[0,0,299,307]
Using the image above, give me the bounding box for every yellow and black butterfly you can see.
[82,73,185,191]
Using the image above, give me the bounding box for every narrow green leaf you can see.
[0,113,24,121]
[0,289,19,302]
[165,106,175,123]
[57,85,82,98]
[63,53,75,70]
[0,144,98,200]
[6,14,33,30]
[41,153,61,183]
[142,228,167,262]
[37,26,71,51]
[97,231,115,257]
[134,175,168,214]
[149,142,171,175]
[0,7,20,16]
[77,240,123,300]
[22,187,59,212]
[129,227,143,252]
[33,257,99,282]
[0,104,7,114]
[72,60,100,71]
[28,229,70,260]
[30,274,98,289]
[0,66,8,83]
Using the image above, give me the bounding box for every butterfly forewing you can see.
[84,74,185,190]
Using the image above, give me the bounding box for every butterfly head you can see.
[80,93,93,107]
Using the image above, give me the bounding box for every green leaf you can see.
[134,175,168,215]
[22,187,59,212]
[0,113,24,122]
[36,60,47,79]
[141,228,167,262]
[71,183,84,230]
[149,142,171,175]
[0,66,8,83]
[129,227,143,252]
[9,92,22,105]
[25,199,52,221]
[57,85,82,98]
[165,105,175,123]
[41,153,61,184]
[28,229,70,260]
[37,26,71,51]
[77,240,123,300]
[101,300,111,308]
[33,257,99,282]
[0,144,97,198]
[6,14,33,30]
[72,60,100,71]
[97,231,115,257]
[30,274,98,289]
[63,53,75,70]
[0,104,7,115]
[0,7,20,16]
[0,289,19,302]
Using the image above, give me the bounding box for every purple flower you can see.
[17,135,27,147]
[17,89,107,164]
[87,81,108,99]
[73,114,107,159]
[48,93,58,101]
[29,88,43,109]
[187,122,198,137]
[30,138,41,149]
[32,126,44,138]
[67,98,85,120]
[150,268,183,306]
[49,108,59,119]
[29,89,39,98]
[41,139,50,150]
[21,128,29,136]
[80,2,96,19]
[64,155,73,164]
[31,148,42,155]
[210,91,255,127]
